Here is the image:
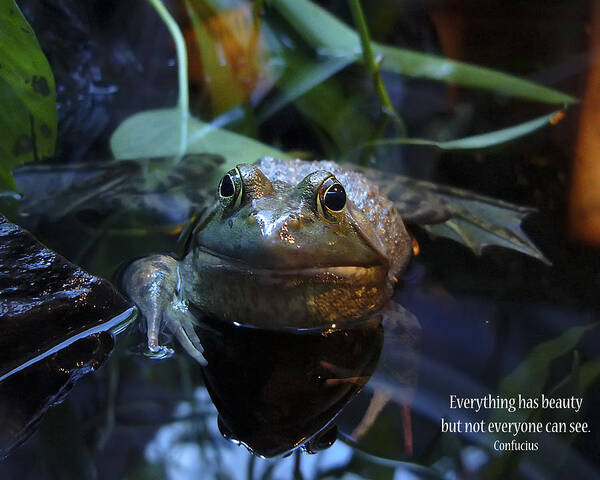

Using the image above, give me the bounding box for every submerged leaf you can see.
[499,324,597,399]
[0,0,56,191]
[579,360,600,391]
[13,155,223,275]
[269,0,576,105]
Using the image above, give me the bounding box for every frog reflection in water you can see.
[123,158,414,363]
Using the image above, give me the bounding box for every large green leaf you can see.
[268,0,576,105]
[0,0,56,191]
[110,108,289,175]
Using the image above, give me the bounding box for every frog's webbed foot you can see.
[121,254,207,365]
[355,166,548,262]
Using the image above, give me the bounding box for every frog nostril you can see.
[247,211,259,224]
[286,214,304,231]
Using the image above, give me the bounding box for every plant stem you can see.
[347,0,407,136]
[147,0,189,159]
[253,0,264,15]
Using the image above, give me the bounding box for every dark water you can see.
[1,0,599,479]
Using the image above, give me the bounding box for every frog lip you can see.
[194,246,386,272]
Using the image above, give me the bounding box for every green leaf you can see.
[269,0,359,54]
[110,108,289,174]
[294,76,375,157]
[258,51,356,121]
[486,326,598,479]
[579,360,600,391]
[358,110,564,151]
[0,0,56,191]
[376,46,576,105]
[268,0,576,105]
[499,324,597,399]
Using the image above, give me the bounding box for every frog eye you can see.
[317,176,347,218]
[218,168,243,208]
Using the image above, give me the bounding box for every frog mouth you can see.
[194,246,387,276]
[190,246,392,329]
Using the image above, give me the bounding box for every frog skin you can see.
[122,158,414,364]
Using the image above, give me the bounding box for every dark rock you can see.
[0,215,136,459]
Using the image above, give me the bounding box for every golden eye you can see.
[317,176,347,218]
[218,167,243,209]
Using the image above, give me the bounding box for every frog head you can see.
[183,163,404,328]
[193,164,389,269]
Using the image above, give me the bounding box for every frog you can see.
[121,156,546,365]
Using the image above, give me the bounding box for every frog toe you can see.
[172,317,207,366]
[141,312,175,359]
[143,344,175,360]
[146,316,161,352]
